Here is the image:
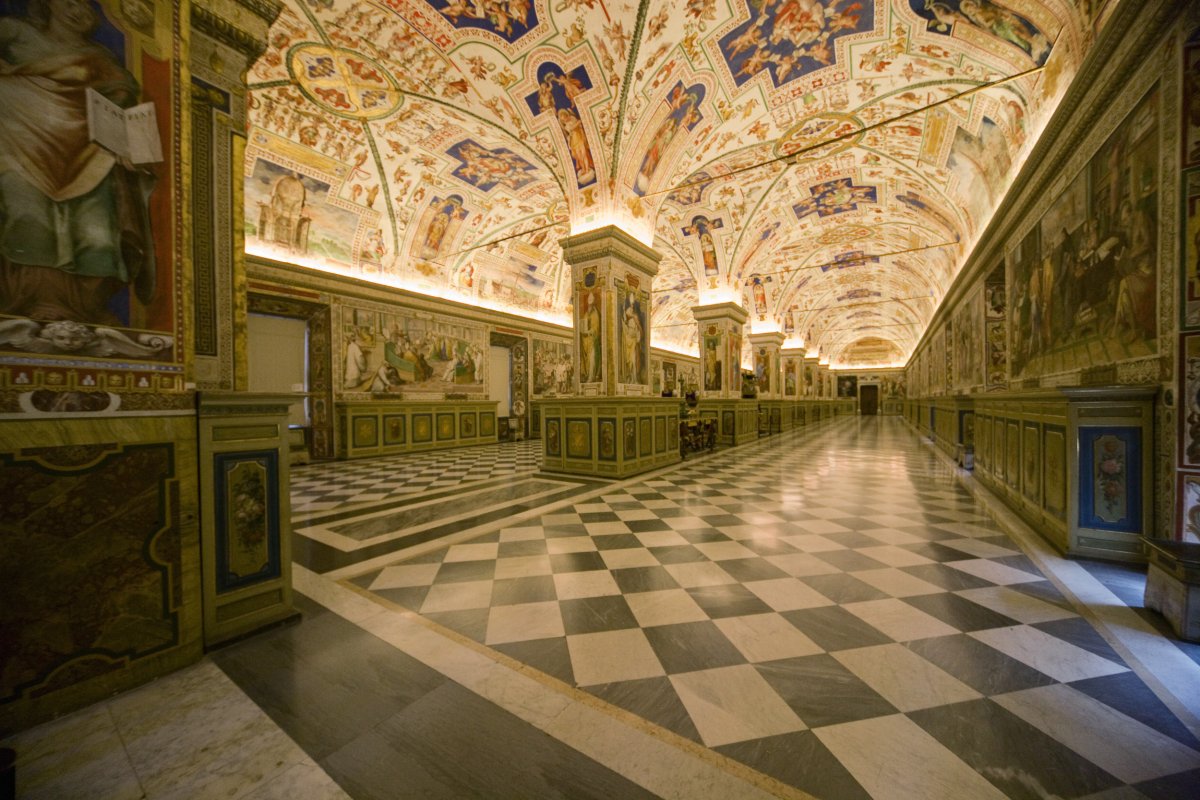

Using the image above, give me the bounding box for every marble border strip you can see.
[296,478,585,552]
[292,564,816,800]
[918,436,1200,737]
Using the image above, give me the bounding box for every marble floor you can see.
[7,417,1200,799]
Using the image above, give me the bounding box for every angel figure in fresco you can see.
[0,0,157,326]
[557,108,595,185]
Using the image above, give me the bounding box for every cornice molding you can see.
[559,226,663,276]
[190,0,283,61]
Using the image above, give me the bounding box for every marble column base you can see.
[697,399,758,446]
[539,397,680,479]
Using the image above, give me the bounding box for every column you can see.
[781,346,806,429]
[540,226,680,477]
[693,303,758,446]
[750,331,786,433]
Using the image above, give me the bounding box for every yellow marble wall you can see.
[0,416,202,735]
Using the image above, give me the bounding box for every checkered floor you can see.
[291,439,542,513]
[349,419,1200,799]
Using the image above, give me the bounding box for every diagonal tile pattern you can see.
[291,439,542,513]
[281,418,1200,799]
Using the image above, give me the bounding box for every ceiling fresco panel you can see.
[245,0,1099,365]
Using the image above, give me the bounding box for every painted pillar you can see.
[749,332,785,400]
[782,346,805,400]
[542,226,678,478]
[693,302,749,400]
[561,226,660,397]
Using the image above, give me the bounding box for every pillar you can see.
[693,303,757,445]
[782,346,806,429]
[540,227,680,477]
[750,332,786,433]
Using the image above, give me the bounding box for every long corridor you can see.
[10,418,1200,799]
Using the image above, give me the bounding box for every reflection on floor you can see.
[7,419,1200,799]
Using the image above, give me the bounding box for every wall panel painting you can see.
[702,326,724,392]
[1080,427,1141,532]
[566,419,591,459]
[1006,421,1020,490]
[340,302,487,397]
[1045,425,1067,519]
[639,417,652,456]
[1008,87,1159,380]
[623,419,636,458]
[215,451,281,593]
[1022,422,1041,505]
[532,337,572,396]
[598,418,616,461]
[993,418,1006,482]
[0,1,182,398]
[546,418,561,456]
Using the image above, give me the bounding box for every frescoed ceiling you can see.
[244,0,1110,366]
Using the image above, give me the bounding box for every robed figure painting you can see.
[0,0,156,327]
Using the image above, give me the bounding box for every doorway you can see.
[859,384,879,416]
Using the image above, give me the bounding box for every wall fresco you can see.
[1009,88,1159,380]
[339,302,488,397]
[0,0,181,394]
[532,337,572,396]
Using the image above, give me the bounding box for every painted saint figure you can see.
[525,64,597,188]
[578,288,601,383]
[620,293,644,385]
[557,108,595,186]
[682,215,722,288]
[421,195,468,259]
[0,0,157,326]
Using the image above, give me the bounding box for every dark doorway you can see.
[860,384,879,416]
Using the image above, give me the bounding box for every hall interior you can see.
[2,0,1200,798]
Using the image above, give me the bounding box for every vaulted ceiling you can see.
[245,0,1109,366]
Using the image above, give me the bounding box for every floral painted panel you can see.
[215,452,280,593]
[1080,428,1141,532]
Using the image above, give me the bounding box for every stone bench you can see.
[1143,538,1200,642]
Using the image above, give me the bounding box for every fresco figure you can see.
[633,83,704,196]
[557,109,594,185]
[525,64,596,188]
[916,0,1051,65]
[620,293,645,384]
[0,0,157,326]
[703,329,722,391]
[578,288,601,383]
[682,215,722,288]
[421,195,468,259]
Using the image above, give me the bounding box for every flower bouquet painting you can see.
[1094,435,1127,523]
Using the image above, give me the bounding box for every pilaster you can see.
[547,227,678,478]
